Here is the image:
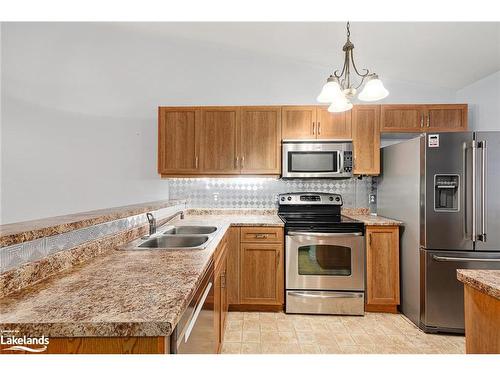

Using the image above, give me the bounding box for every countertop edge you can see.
[457,269,500,300]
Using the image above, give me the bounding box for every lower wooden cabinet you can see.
[225,226,284,310]
[365,225,400,313]
[214,232,229,353]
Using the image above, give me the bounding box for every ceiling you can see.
[113,22,500,89]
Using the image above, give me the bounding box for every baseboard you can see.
[365,304,399,313]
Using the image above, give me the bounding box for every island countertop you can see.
[0,213,283,338]
[457,269,500,300]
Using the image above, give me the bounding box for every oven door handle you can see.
[287,231,363,237]
[288,291,364,299]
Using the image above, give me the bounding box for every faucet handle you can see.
[146,212,155,224]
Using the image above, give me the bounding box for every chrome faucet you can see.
[146,213,157,236]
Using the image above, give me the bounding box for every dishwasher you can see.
[170,261,216,354]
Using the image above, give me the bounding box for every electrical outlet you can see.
[369,194,376,204]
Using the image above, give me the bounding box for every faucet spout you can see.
[146,213,157,236]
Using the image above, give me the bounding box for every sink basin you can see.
[138,235,209,249]
[163,226,218,235]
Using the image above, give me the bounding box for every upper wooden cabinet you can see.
[281,106,352,140]
[239,107,281,174]
[159,106,281,176]
[281,106,316,139]
[426,104,468,132]
[352,105,380,175]
[158,107,200,174]
[199,107,240,174]
[381,104,467,133]
[316,106,352,139]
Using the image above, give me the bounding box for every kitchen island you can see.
[457,269,500,354]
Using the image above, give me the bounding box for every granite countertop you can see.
[457,269,500,300]
[0,199,186,247]
[343,213,403,226]
[0,213,283,338]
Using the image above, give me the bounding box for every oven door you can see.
[286,231,365,291]
[282,142,351,178]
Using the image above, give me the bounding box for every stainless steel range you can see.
[278,192,365,316]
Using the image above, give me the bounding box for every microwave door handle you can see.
[338,152,343,173]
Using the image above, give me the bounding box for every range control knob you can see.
[280,196,285,201]
[287,196,292,201]
[335,197,341,202]
[329,196,334,201]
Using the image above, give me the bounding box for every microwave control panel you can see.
[343,151,353,172]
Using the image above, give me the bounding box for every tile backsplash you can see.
[168,177,373,208]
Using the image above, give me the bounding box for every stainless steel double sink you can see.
[119,225,219,251]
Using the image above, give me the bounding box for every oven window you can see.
[288,152,338,173]
[298,245,351,276]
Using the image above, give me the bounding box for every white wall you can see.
[1,23,458,224]
[456,70,500,131]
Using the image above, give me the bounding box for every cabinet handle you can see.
[221,272,226,289]
[241,156,244,169]
[369,233,372,246]
[420,115,424,128]
[276,250,280,268]
[235,157,239,169]
[254,234,268,239]
[318,122,321,135]
[195,156,199,169]
[312,122,316,135]
[426,114,430,128]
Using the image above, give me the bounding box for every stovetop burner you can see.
[278,192,364,233]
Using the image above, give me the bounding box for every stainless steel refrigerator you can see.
[377,132,500,334]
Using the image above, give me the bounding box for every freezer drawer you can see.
[421,249,500,333]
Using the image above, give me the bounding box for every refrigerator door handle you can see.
[432,255,500,263]
[479,141,487,242]
[471,140,477,242]
[462,142,469,239]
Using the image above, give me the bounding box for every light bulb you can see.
[358,75,389,102]
[317,77,344,103]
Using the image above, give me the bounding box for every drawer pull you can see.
[254,234,268,239]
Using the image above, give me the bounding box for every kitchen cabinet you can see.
[158,107,200,174]
[281,106,317,139]
[239,106,281,174]
[365,225,400,313]
[199,107,241,174]
[213,232,229,353]
[380,104,468,133]
[239,227,284,307]
[159,106,281,177]
[226,227,241,305]
[351,105,381,175]
[281,106,352,140]
[316,106,352,139]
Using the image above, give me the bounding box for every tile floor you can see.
[221,312,465,354]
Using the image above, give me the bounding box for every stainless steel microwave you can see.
[282,140,353,178]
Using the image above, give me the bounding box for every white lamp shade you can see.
[317,80,344,103]
[328,99,353,113]
[358,78,389,102]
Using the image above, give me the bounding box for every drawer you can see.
[240,227,283,243]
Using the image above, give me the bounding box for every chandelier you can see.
[317,22,389,112]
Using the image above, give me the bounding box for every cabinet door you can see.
[226,227,241,305]
[214,264,222,352]
[425,104,468,132]
[221,257,228,341]
[380,105,425,132]
[316,107,352,139]
[240,107,281,174]
[281,106,317,139]
[199,107,240,174]
[158,107,200,174]
[351,105,381,175]
[240,242,283,305]
[366,226,400,308]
